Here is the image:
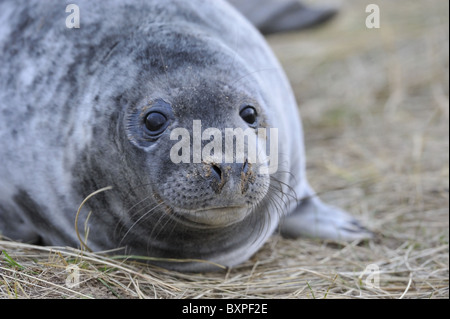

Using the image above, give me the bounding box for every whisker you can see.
[230,67,278,87]
[119,201,166,246]
[158,44,171,88]
[115,194,152,238]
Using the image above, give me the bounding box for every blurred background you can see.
[268,0,448,242]
[260,0,449,298]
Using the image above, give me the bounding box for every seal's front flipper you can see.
[280,196,373,240]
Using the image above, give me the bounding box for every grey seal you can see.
[0,0,371,271]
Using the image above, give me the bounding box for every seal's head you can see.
[76,23,283,271]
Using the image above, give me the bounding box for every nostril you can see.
[242,159,249,174]
[211,164,222,182]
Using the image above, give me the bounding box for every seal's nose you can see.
[208,159,251,195]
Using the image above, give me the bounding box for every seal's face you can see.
[124,82,271,228]
[72,23,283,269]
[103,26,275,232]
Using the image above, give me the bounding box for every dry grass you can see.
[1,0,448,299]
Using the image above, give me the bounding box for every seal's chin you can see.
[175,206,250,228]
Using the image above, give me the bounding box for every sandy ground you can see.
[1,0,448,299]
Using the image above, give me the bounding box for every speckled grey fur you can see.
[0,0,370,271]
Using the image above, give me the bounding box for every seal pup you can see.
[0,0,371,271]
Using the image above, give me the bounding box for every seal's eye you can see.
[240,106,257,126]
[144,111,168,135]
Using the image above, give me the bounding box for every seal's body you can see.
[0,0,370,271]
